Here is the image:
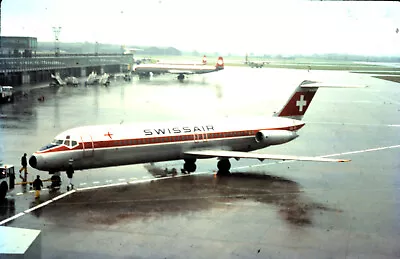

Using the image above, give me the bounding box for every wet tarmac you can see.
[1,67,400,258]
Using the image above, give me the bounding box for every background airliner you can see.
[133,56,224,81]
[155,55,208,66]
[29,80,363,180]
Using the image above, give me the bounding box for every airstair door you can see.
[81,135,94,157]
[194,133,208,143]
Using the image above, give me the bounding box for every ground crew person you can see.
[66,164,74,190]
[19,153,28,183]
[32,175,43,198]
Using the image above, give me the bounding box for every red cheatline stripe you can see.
[37,125,304,154]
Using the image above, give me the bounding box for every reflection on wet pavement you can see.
[33,172,340,227]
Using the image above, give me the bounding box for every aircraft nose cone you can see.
[29,155,37,169]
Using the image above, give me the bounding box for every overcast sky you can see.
[2,0,400,56]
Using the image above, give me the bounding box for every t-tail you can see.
[276,80,366,120]
[216,57,224,70]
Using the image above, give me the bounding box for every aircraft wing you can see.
[183,150,350,162]
[167,70,195,75]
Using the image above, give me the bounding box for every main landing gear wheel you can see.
[50,175,61,190]
[183,159,197,174]
[0,181,8,201]
[217,159,231,175]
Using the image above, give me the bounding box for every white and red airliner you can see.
[133,56,224,81]
[155,55,208,66]
[29,80,361,177]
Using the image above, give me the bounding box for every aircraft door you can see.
[194,133,208,143]
[81,135,94,157]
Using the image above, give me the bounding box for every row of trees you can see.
[36,42,182,56]
[36,41,400,62]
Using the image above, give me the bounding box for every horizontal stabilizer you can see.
[276,80,367,120]
[183,149,350,162]
[300,81,367,88]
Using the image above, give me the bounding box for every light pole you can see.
[95,41,99,55]
[52,26,61,56]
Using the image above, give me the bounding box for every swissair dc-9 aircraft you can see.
[29,80,360,180]
[133,56,224,81]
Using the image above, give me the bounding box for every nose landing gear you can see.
[66,164,74,191]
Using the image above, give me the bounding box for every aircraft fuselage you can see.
[29,117,304,172]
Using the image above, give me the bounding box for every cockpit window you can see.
[53,139,64,145]
[40,138,78,151]
[39,139,63,151]
[40,143,57,151]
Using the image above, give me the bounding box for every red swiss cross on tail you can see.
[276,80,366,120]
[276,80,318,120]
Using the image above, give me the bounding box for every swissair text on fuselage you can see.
[144,125,215,136]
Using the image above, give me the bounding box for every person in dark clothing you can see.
[32,175,43,198]
[19,153,28,183]
[66,164,74,190]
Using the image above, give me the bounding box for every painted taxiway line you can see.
[2,144,399,226]
[320,144,400,158]
[0,190,76,226]
[0,213,25,225]
[76,171,205,192]
[232,144,400,170]
[305,121,400,128]
[1,171,206,226]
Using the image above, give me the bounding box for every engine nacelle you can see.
[255,130,298,146]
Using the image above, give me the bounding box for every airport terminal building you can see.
[0,36,37,57]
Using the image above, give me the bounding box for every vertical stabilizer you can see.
[216,57,224,70]
[276,80,319,120]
